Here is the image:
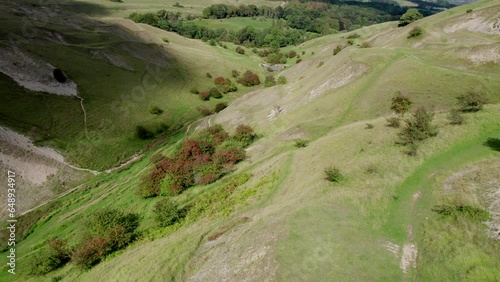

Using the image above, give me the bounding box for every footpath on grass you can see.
[384,121,500,279]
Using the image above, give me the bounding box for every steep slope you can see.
[1,0,499,281]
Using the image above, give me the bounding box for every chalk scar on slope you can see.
[0,46,78,96]
[308,63,368,101]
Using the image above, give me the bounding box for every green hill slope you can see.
[1,0,499,281]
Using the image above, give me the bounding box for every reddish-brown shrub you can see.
[199,91,210,100]
[237,70,260,86]
[213,148,245,165]
[71,237,109,269]
[214,77,226,85]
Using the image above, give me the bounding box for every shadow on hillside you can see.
[484,138,500,152]
[62,0,112,17]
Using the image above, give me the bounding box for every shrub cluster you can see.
[237,70,261,86]
[29,238,71,275]
[72,209,139,268]
[139,125,255,197]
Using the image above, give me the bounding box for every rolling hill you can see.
[0,0,499,281]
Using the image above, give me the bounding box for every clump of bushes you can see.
[397,107,438,155]
[456,91,488,112]
[386,116,401,128]
[29,238,71,275]
[209,87,222,99]
[53,69,67,83]
[136,125,155,140]
[214,77,237,93]
[214,102,227,113]
[294,139,309,148]
[150,106,163,115]
[153,199,181,227]
[333,45,343,55]
[235,46,245,54]
[264,75,276,87]
[139,124,256,197]
[407,26,423,38]
[190,87,199,94]
[231,70,240,78]
[72,209,139,269]
[325,166,343,182]
[447,109,465,125]
[277,76,287,85]
[199,91,210,101]
[237,70,260,86]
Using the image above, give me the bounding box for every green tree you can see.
[399,9,423,26]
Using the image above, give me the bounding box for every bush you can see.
[398,107,438,145]
[53,69,67,83]
[206,72,212,78]
[447,109,465,125]
[189,87,199,94]
[399,8,423,27]
[333,45,343,55]
[386,116,401,128]
[456,91,488,112]
[237,70,260,86]
[233,124,257,146]
[288,50,297,58]
[87,209,139,239]
[407,26,423,38]
[214,77,226,85]
[235,46,245,54]
[231,70,240,78]
[72,237,109,269]
[150,106,163,115]
[296,58,302,64]
[162,37,169,43]
[198,91,210,101]
[277,76,287,85]
[360,41,371,48]
[209,39,216,46]
[347,33,361,39]
[294,139,309,148]
[466,9,473,13]
[318,61,324,67]
[209,87,222,99]
[153,199,181,227]
[136,125,155,140]
[264,75,276,87]
[365,123,374,129]
[391,91,412,117]
[325,166,343,182]
[197,106,213,116]
[29,238,71,275]
[214,102,227,113]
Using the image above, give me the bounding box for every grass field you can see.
[1,0,500,280]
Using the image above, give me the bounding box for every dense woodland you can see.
[129,1,441,48]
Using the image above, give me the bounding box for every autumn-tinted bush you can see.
[237,70,260,86]
[199,91,210,101]
[233,124,257,146]
[214,77,226,85]
[140,125,255,196]
[288,50,297,58]
[72,237,109,269]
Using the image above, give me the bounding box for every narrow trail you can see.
[78,96,89,139]
[385,125,500,280]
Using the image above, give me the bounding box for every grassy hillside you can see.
[0,0,266,170]
[1,0,499,281]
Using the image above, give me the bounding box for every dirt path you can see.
[78,96,89,139]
